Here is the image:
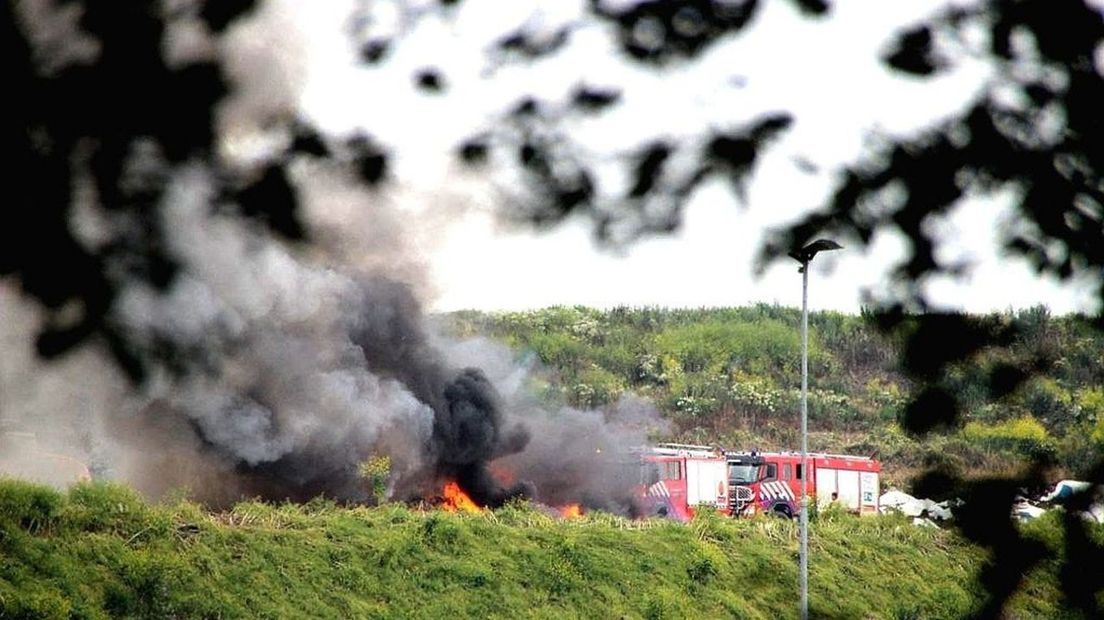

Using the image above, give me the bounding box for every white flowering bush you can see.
[806,388,860,426]
[729,378,784,414]
[674,395,718,418]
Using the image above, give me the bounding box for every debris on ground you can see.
[879,489,956,523]
[1011,499,1046,522]
[1040,480,1092,502]
[881,481,1104,526]
[1037,480,1104,524]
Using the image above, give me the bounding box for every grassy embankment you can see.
[3,479,1096,619]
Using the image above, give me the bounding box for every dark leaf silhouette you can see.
[883,26,944,76]
[199,0,258,33]
[495,28,571,60]
[790,0,830,16]
[458,138,489,165]
[2,0,289,378]
[360,39,390,65]
[234,165,305,241]
[899,385,957,435]
[290,123,330,158]
[629,142,672,199]
[590,0,766,64]
[511,97,540,117]
[415,68,445,93]
[349,135,389,186]
[571,85,622,112]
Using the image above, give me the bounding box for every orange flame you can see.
[489,462,516,486]
[442,481,482,513]
[558,504,583,519]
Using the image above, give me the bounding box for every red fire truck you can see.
[636,444,730,521]
[725,450,880,518]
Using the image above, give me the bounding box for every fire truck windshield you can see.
[728,464,758,484]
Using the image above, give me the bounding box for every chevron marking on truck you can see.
[647,481,670,498]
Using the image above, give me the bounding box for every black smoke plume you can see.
[436,369,533,507]
[347,276,532,507]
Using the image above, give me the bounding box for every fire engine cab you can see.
[636,444,729,521]
[726,451,880,518]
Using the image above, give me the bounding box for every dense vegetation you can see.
[4,309,1100,617]
[443,305,1104,488]
[5,479,1099,619]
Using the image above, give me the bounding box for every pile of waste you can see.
[880,480,1104,527]
[1014,480,1104,524]
[879,490,958,527]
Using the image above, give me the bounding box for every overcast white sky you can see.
[287,0,1101,316]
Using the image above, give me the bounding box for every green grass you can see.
[4,480,1095,619]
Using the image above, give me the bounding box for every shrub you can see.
[591,342,639,380]
[63,481,153,536]
[1077,387,1104,424]
[865,378,905,414]
[634,353,676,386]
[686,553,718,585]
[1056,426,1103,477]
[571,365,625,408]
[962,417,1055,458]
[730,377,784,415]
[944,363,993,415]
[0,479,66,533]
[0,585,71,620]
[728,376,795,430]
[525,331,588,373]
[804,388,860,428]
[1020,378,1078,432]
[652,319,809,378]
[672,395,720,419]
[358,456,392,502]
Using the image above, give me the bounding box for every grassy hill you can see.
[442,305,1104,487]
[3,479,1097,619]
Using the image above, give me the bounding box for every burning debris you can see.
[558,504,583,519]
[441,481,481,514]
[432,369,534,508]
[435,480,585,519]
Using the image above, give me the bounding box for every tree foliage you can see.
[768,3,1104,614]
[5,0,304,381]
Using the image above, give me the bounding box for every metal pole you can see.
[799,261,810,620]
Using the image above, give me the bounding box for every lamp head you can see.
[788,239,843,271]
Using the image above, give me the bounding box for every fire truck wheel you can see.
[770,504,793,519]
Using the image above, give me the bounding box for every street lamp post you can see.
[789,239,842,620]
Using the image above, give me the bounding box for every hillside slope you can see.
[442,305,1104,486]
[3,480,1094,619]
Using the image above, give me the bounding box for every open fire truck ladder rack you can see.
[649,443,721,457]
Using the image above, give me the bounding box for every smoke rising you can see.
[4,165,663,510]
[3,159,667,510]
[1,0,672,515]
[438,337,671,513]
